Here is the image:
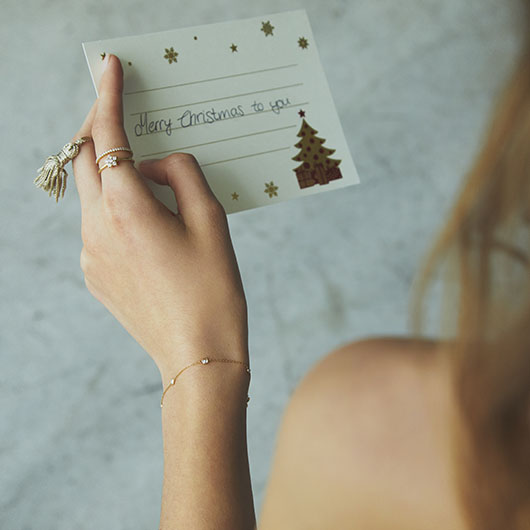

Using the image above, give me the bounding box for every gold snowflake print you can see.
[264,181,279,198]
[164,47,178,64]
[261,21,274,36]
[231,192,239,200]
[298,37,309,49]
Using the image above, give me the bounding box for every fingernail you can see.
[102,54,111,70]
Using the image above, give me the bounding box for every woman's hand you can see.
[71,55,248,383]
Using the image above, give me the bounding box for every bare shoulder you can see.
[258,337,468,530]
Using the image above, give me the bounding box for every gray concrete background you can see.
[1,0,525,528]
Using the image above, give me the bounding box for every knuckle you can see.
[103,190,129,221]
[81,227,99,256]
[80,247,99,282]
[103,190,146,238]
[91,117,106,137]
[92,117,122,139]
[80,255,104,302]
[201,197,227,223]
[80,224,91,246]
[166,152,198,168]
[84,276,100,301]
[80,247,89,273]
[106,202,129,230]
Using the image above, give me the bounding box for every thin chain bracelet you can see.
[160,357,251,408]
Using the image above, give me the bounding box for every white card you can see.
[82,9,360,215]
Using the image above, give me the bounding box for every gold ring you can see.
[98,155,135,174]
[35,136,93,202]
[95,147,133,165]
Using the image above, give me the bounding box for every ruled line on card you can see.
[124,64,299,96]
[200,147,292,167]
[140,125,297,158]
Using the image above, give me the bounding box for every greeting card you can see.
[83,9,360,215]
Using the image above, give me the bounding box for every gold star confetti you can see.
[128,61,132,66]
[264,181,279,198]
[100,52,106,60]
[298,37,309,49]
[231,192,239,200]
[194,36,198,40]
[164,47,178,64]
[230,43,238,52]
[261,21,274,36]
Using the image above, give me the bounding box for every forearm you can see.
[158,356,256,530]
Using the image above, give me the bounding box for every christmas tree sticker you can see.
[292,111,343,189]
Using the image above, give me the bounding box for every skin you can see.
[72,54,468,529]
[73,54,254,529]
[260,338,470,529]
[73,56,248,382]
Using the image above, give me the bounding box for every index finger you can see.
[92,54,153,201]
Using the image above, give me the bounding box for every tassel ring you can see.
[34,136,92,202]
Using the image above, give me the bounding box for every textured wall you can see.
[1,0,524,528]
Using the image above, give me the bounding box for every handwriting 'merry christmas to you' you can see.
[133,97,292,137]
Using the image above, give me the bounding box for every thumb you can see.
[139,153,222,223]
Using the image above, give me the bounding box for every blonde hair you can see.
[410,11,530,529]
